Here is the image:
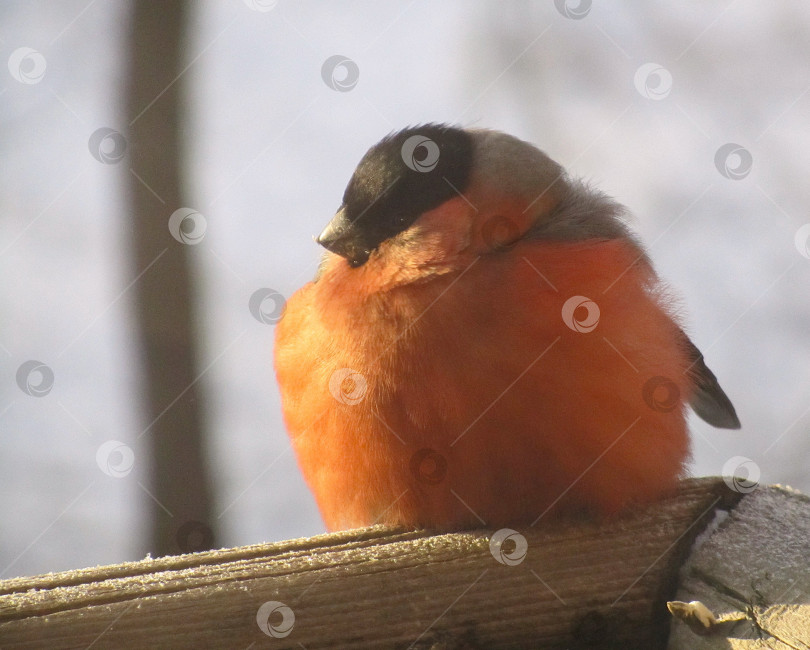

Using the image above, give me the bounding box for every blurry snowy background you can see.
[1,0,809,578]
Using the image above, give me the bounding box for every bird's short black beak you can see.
[316,207,370,267]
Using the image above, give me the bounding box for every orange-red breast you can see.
[274,124,740,531]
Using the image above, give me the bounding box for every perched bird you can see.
[274,124,740,532]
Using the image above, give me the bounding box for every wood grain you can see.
[0,478,740,649]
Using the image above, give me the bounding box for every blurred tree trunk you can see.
[125,0,217,557]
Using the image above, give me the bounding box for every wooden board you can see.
[0,478,741,649]
[668,484,810,649]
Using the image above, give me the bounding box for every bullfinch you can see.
[274,124,740,532]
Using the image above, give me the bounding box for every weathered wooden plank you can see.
[668,484,810,649]
[0,478,738,649]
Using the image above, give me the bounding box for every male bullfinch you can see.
[274,124,740,532]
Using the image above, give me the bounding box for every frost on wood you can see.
[0,478,733,649]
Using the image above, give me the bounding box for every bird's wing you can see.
[681,332,741,429]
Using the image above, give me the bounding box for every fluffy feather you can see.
[275,125,739,531]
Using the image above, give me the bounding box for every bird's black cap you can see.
[317,124,474,267]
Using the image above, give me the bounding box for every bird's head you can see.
[316,124,585,278]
